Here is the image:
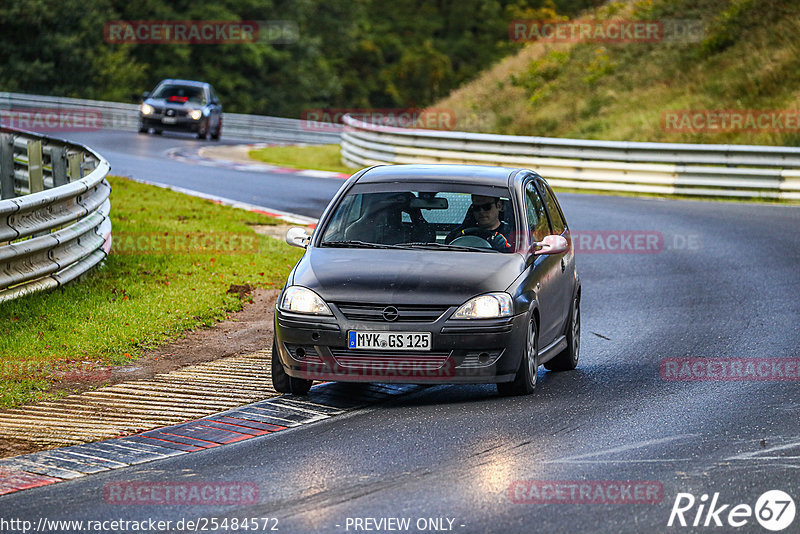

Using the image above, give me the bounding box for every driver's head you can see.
[470,195,502,230]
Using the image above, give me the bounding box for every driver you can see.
[445,195,513,252]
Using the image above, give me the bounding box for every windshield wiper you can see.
[322,240,406,249]
[395,242,498,253]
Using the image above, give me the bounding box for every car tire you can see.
[153,129,163,135]
[497,316,538,396]
[197,121,209,140]
[211,121,222,141]
[544,294,580,371]
[271,339,313,395]
[137,123,148,134]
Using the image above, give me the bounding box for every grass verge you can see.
[0,176,303,408]
[248,144,353,174]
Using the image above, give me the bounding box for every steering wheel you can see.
[449,227,493,249]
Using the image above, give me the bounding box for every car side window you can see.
[209,86,218,103]
[538,182,566,234]
[321,194,362,241]
[525,181,550,242]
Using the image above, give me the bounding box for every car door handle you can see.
[561,259,566,272]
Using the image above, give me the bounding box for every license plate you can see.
[162,117,177,124]
[348,331,431,351]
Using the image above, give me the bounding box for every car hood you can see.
[291,248,526,306]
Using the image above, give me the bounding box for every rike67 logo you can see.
[668,490,796,531]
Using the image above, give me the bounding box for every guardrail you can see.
[341,115,800,200]
[0,92,341,145]
[0,127,111,302]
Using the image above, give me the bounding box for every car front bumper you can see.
[274,306,529,384]
[140,115,202,132]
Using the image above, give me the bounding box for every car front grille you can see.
[333,303,450,323]
[329,348,450,371]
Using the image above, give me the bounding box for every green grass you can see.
[248,144,354,174]
[434,0,800,146]
[0,176,304,408]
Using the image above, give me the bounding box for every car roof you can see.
[156,79,209,88]
[355,164,526,187]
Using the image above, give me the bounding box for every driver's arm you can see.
[487,230,513,252]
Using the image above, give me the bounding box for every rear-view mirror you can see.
[410,197,448,209]
[286,227,311,248]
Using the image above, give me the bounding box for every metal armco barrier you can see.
[0,92,341,145]
[340,115,800,200]
[0,127,111,302]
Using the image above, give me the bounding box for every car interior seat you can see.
[343,194,405,244]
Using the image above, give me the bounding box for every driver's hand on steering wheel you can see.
[459,227,511,251]
[487,231,512,252]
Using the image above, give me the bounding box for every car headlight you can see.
[189,109,202,120]
[452,292,513,319]
[279,286,332,315]
[140,104,153,115]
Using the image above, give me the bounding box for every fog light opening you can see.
[478,352,490,364]
[296,347,306,359]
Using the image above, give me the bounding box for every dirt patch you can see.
[251,224,298,241]
[108,288,279,383]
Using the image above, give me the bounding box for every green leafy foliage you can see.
[0,0,599,115]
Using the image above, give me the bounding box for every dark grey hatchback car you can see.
[273,164,580,396]
[138,79,222,139]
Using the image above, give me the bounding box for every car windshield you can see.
[151,84,205,104]
[320,187,517,253]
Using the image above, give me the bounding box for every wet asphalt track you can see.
[1,129,799,533]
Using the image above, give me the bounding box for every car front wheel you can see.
[271,339,313,395]
[497,316,538,396]
[210,119,222,141]
[197,121,209,140]
[545,295,580,371]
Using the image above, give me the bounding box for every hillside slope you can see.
[433,0,800,145]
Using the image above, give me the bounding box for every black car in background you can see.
[274,164,581,396]
[138,79,222,140]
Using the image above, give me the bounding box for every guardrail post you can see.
[67,152,83,181]
[27,140,44,193]
[49,146,68,187]
[0,133,14,199]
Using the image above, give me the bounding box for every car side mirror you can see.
[142,91,151,99]
[286,227,311,248]
[533,234,568,255]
